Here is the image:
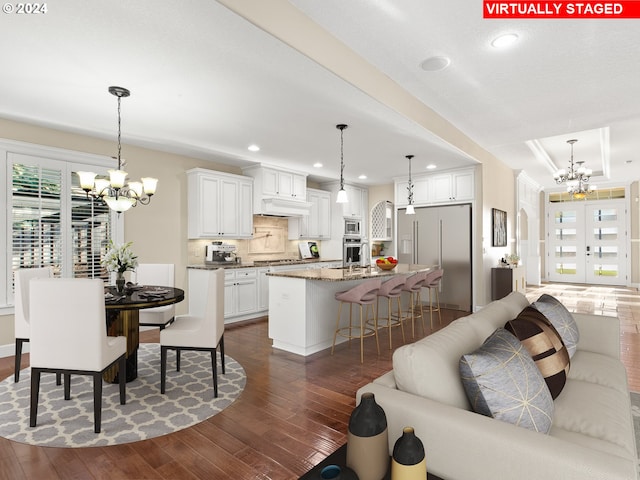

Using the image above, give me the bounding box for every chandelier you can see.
[77,86,158,213]
[336,124,348,204]
[406,155,415,215]
[553,139,596,200]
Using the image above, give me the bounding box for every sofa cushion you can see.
[552,378,636,460]
[505,306,570,399]
[532,294,580,358]
[568,350,630,394]
[393,318,477,410]
[459,328,554,433]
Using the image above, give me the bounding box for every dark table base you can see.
[299,444,444,480]
[104,309,139,383]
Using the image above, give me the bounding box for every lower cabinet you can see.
[491,266,526,301]
[224,269,260,323]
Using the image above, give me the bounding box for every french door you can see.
[547,200,627,285]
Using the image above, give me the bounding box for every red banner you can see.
[483,1,640,18]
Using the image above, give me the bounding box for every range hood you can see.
[258,197,312,217]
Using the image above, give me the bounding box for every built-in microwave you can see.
[344,219,361,236]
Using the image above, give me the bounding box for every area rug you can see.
[0,343,245,447]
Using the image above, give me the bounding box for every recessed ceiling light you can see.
[426,164,437,170]
[313,162,323,168]
[491,33,519,49]
[420,56,451,72]
[358,174,367,180]
[248,144,260,152]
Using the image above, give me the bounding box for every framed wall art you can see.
[492,208,507,247]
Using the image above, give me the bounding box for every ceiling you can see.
[1,0,639,192]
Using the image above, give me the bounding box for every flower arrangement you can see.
[102,240,138,274]
[507,253,520,266]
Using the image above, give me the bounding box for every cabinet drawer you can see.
[235,268,257,279]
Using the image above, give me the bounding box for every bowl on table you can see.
[376,263,397,271]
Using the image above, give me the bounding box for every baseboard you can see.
[0,342,22,359]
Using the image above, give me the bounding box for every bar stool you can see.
[332,278,382,363]
[374,275,408,349]
[402,272,428,338]
[424,269,444,329]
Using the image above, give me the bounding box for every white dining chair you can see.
[29,278,127,434]
[13,267,54,382]
[160,268,224,397]
[136,263,176,330]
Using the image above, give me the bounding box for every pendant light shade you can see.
[553,139,596,199]
[336,124,348,204]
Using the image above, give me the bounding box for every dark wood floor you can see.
[1,285,639,479]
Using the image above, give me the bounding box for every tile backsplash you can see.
[188,216,303,265]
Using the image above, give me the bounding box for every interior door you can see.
[546,200,627,285]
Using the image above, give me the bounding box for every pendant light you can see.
[406,155,415,215]
[336,124,348,204]
[77,86,158,213]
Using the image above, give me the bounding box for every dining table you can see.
[103,284,185,383]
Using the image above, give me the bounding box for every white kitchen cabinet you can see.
[224,268,258,322]
[431,170,474,203]
[187,168,253,239]
[288,188,331,239]
[242,165,310,217]
[342,184,365,218]
[394,168,475,207]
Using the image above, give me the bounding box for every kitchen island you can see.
[267,264,433,356]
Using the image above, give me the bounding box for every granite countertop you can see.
[187,259,341,270]
[266,264,434,282]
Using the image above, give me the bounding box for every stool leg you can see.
[359,304,365,363]
[435,287,442,325]
[372,303,380,355]
[417,290,426,334]
[332,301,344,355]
[429,288,434,329]
[397,296,406,344]
[387,297,393,350]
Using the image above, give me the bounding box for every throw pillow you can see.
[459,328,554,434]
[505,307,570,399]
[532,294,580,358]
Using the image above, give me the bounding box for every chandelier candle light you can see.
[406,154,415,215]
[336,124,349,204]
[77,86,158,213]
[553,139,596,200]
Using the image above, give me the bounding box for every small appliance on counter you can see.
[299,241,320,259]
[205,242,237,264]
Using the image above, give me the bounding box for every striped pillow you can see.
[505,306,570,399]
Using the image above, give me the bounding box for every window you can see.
[1,140,122,310]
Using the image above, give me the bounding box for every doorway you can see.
[546,199,627,285]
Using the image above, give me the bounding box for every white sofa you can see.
[357,291,638,480]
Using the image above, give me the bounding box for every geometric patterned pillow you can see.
[505,307,570,399]
[531,294,580,359]
[459,328,554,434]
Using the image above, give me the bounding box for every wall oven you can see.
[343,237,363,266]
[344,219,361,236]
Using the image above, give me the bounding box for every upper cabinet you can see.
[242,165,311,216]
[187,168,254,239]
[395,168,475,207]
[288,188,331,240]
[342,184,367,219]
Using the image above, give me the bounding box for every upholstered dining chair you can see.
[29,278,127,434]
[160,268,225,398]
[13,266,54,382]
[136,263,176,330]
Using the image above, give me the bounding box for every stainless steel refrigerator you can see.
[397,204,472,311]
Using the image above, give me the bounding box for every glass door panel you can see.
[585,201,626,285]
[547,204,585,283]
